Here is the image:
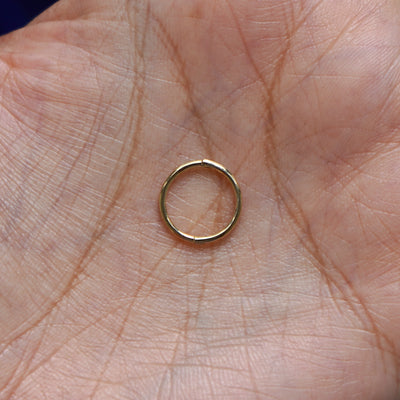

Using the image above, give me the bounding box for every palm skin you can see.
[0,0,400,398]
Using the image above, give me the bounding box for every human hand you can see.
[0,1,399,398]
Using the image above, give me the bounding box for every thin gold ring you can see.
[159,159,241,243]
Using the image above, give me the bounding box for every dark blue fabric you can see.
[0,0,58,35]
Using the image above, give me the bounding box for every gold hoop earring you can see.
[159,159,241,243]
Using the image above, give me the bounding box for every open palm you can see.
[0,0,399,398]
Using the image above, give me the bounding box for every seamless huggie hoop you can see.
[159,159,241,243]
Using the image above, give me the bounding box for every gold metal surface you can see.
[159,159,241,243]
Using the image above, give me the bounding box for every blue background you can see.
[0,1,58,35]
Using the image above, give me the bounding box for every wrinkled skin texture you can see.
[0,0,400,398]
